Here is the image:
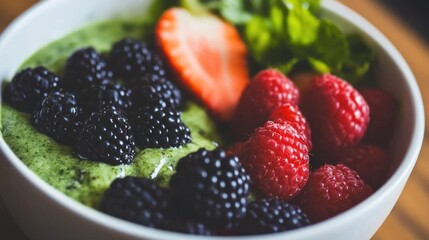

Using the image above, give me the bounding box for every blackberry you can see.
[63,47,113,91]
[100,177,172,228]
[131,104,191,149]
[75,107,135,165]
[110,38,166,80]
[169,148,251,230]
[4,67,61,112]
[237,198,311,235]
[32,91,83,145]
[160,220,212,235]
[79,82,132,117]
[130,74,183,109]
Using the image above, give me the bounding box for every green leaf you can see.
[308,57,331,73]
[312,20,348,71]
[337,35,376,85]
[219,0,253,24]
[284,0,320,46]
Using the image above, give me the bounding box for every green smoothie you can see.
[0,18,221,208]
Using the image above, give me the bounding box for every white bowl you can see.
[0,0,425,239]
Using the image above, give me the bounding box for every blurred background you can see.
[0,0,428,239]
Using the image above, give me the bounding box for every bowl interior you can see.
[0,0,424,239]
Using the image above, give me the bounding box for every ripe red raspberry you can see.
[268,104,312,150]
[360,88,397,147]
[238,121,309,201]
[226,141,245,157]
[295,164,373,222]
[231,69,299,139]
[300,74,370,158]
[331,144,390,189]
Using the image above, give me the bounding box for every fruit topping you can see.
[237,121,309,201]
[63,47,113,91]
[237,198,311,235]
[360,88,397,147]
[268,104,312,150]
[110,38,166,81]
[131,104,191,149]
[232,69,299,139]
[130,74,183,110]
[156,8,249,121]
[170,148,250,230]
[295,164,373,222]
[4,67,61,112]
[75,107,136,165]
[32,91,83,145]
[79,82,132,117]
[331,144,390,189]
[300,74,370,158]
[100,176,173,228]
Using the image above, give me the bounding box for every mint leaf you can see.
[310,20,348,72]
[337,35,376,85]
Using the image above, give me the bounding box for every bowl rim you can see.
[0,0,425,239]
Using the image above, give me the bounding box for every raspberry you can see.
[238,121,310,201]
[4,67,61,112]
[268,104,312,150]
[75,107,136,165]
[63,47,113,91]
[360,88,397,147]
[295,164,373,222]
[131,104,191,149]
[300,74,370,158]
[170,148,250,230]
[110,38,166,81]
[237,198,311,235]
[79,82,132,116]
[231,69,299,139]
[331,144,390,189]
[226,141,245,157]
[100,177,172,228]
[32,92,83,145]
[130,74,183,109]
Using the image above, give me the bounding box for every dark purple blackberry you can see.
[79,82,132,117]
[169,148,251,230]
[110,38,166,80]
[4,67,61,112]
[100,177,172,228]
[237,198,311,235]
[75,107,135,165]
[160,220,212,235]
[131,74,183,109]
[32,91,83,145]
[63,47,113,91]
[131,104,191,149]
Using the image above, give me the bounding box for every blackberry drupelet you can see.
[131,104,191,149]
[100,176,172,228]
[4,67,61,113]
[32,91,83,145]
[79,82,132,117]
[237,198,311,235]
[131,74,183,109]
[169,148,251,230]
[75,107,135,165]
[63,47,113,91]
[110,38,166,80]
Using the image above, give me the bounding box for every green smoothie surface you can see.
[0,18,221,208]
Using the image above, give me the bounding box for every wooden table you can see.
[0,0,428,239]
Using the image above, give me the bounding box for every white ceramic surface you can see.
[0,0,425,239]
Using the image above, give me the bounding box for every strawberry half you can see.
[156,8,249,121]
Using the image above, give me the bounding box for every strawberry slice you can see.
[156,8,249,121]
